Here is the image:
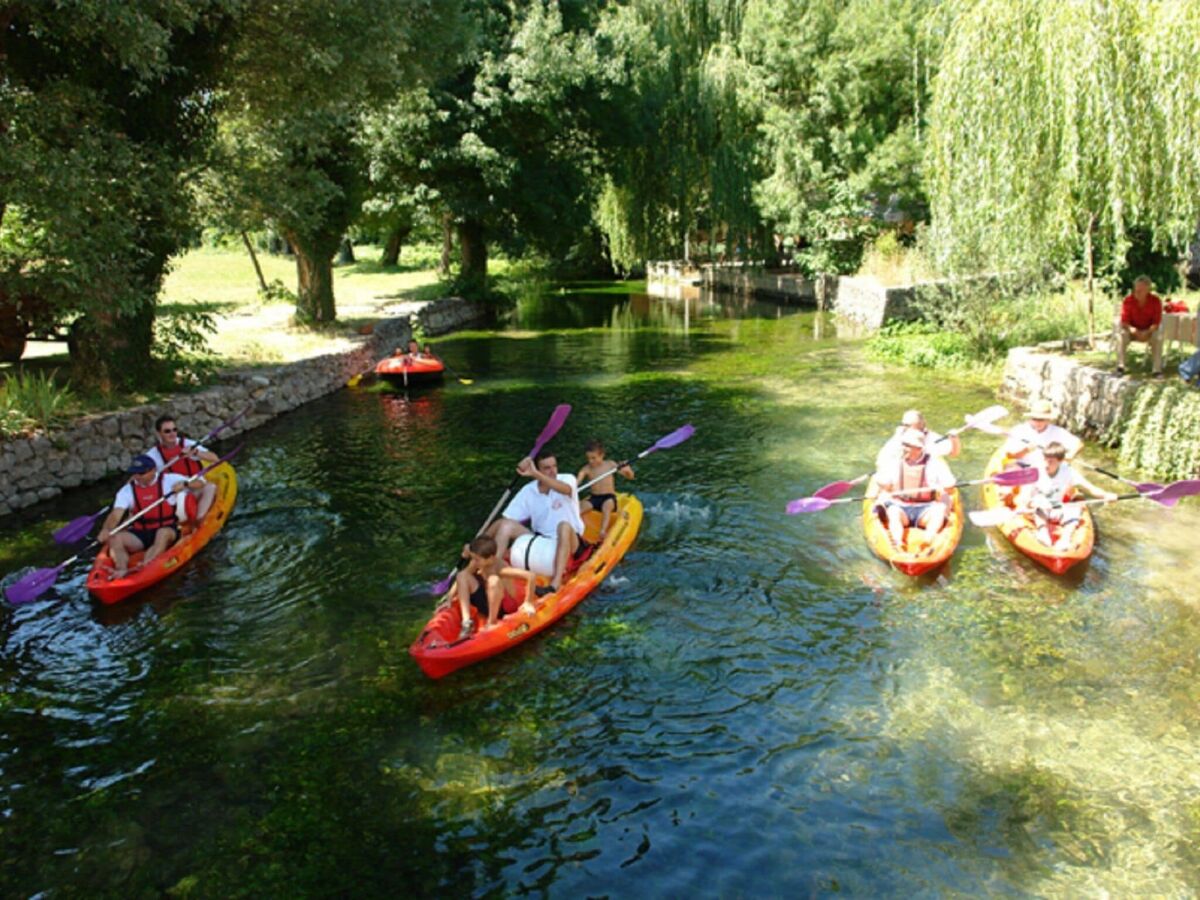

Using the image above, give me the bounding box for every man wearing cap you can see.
[145,414,218,523]
[873,427,956,549]
[875,409,960,471]
[96,455,190,579]
[1003,400,1083,463]
[1116,275,1164,378]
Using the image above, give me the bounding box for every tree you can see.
[926,0,1200,333]
[0,2,236,387]
[211,0,468,323]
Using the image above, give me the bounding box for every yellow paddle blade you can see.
[347,374,363,387]
[458,378,474,385]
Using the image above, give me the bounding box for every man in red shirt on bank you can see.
[1117,274,1163,378]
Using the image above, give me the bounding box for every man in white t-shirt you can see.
[485,451,585,595]
[1002,399,1083,465]
[97,455,190,579]
[875,409,960,471]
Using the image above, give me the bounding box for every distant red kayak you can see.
[374,356,445,385]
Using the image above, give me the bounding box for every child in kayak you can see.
[577,440,634,542]
[455,535,536,638]
[1017,441,1116,548]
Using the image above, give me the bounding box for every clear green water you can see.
[2,288,1200,896]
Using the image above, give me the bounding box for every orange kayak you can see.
[374,356,444,385]
[861,478,963,575]
[86,463,238,604]
[410,493,643,678]
[978,446,1093,574]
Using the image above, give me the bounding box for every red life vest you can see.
[130,477,178,532]
[157,439,203,477]
[897,454,935,503]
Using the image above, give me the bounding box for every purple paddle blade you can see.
[786,496,833,515]
[430,571,455,596]
[649,424,695,453]
[1134,480,1166,494]
[5,562,69,605]
[529,404,571,458]
[1151,479,1200,504]
[991,467,1039,487]
[52,507,108,545]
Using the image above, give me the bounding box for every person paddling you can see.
[1002,400,1083,464]
[480,451,587,597]
[875,409,960,471]
[145,415,219,526]
[96,455,189,579]
[872,428,956,551]
[1017,441,1116,548]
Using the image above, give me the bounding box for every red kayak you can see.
[374,355,444,386]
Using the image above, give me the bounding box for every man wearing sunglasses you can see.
[145,415,219,525]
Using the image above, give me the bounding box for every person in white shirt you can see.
[482,451,586,596]
[144,415,218,523]
[875,409,959,472]
[1016,442,1116,548]
[1003,399,1083,464]
[873,428,957,549]
[97,455,190,579]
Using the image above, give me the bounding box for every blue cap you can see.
[127,454,156,474]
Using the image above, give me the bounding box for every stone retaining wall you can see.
[0,297,486,517]
[1000,346,1137,438]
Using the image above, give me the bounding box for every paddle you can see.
[577,425,696,493]
[1076,462,1166,497]
[5,446,242,605]
[428,404,572,596]
[51,403,253,546]
[787,467,1037,515]
[810,404,1009,501]
[968,492,1141,528]
[436,357,475,386]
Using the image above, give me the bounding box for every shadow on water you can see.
[3,287,1200,895]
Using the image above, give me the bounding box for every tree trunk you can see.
[457,218,488,292]
[336,238,355,266]
[241,230,269,292]
[380,224,411,267]
[1084,211,1097,348]
[285,232,338,323]
[69,302,155,393]
[0,291,28,363]
[440,213,453,278]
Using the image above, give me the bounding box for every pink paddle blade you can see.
[529,404,571,458]
[813,480,856,501]
[786,496,833,515]
[991,467,1039,487]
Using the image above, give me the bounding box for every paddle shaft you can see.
[104,453,237,541]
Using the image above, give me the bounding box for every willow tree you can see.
[212,0,467,323]
[927,0,1200,335]
[594,0,763,272]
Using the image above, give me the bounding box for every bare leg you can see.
[485,573,503,627]
[108,532,146,578]
[142,527,177,566]
[599,498,615,541]
[551,521,580,589]
[455,570,478,633]
[196,481,217,520]
[488,518,529,563]
[885,505,909,548]
[919,503,947,535]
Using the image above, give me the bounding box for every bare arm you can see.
[98,507,127,543]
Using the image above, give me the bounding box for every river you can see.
[2,286,1199,896]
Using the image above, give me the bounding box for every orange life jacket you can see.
[157,439,204,477]
[129,477,178,532]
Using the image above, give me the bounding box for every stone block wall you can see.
[0,297,486,518]
[1000,346,1139,438]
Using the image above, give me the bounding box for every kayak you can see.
[86,463,239,604]
[410,493,643,679]
[374,355,445,386]
[861,478,963,576]
[978,447,1093,574]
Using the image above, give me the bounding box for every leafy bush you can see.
[257,278,296,305]
[1114,382,1200,480]
[152,307,218,387]
[0,369,75,437]
[867,321,976,369]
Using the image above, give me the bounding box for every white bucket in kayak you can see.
[509,533,557,577]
